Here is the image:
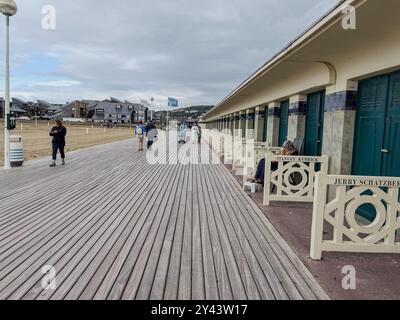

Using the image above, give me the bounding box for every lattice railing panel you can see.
[310,174,400,260]
[263,153,329,206]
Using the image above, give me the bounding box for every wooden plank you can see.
[148,161,187,300]
[0,142,145,298]
[0,163,134,259]
[5,159,154,299]
[195,163,219,300]
[206,167,281,299]
[163,162,190,300]
[0,167,143,299]
[199,164,247,300]
[123,159,184,300]
[100,153,181,300]
[213,162,330,300]
[0,139,329,300]
[178,156,194,300]
[191,161,206,300]
[77,159,173,299]
[201,163,266,300]
[197,164,234,300]
[41,159,165,300]
[211,164,298,299]
[0,144,142,236]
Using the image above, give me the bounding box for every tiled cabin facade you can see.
[202,0,400,179]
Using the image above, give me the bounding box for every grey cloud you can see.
[0,0,338,106]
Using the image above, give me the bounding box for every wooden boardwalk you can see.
[0,139,329,300]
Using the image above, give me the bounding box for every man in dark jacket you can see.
[49,120,67,167]
[145,122,158,150]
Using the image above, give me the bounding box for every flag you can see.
[168,97,179,108]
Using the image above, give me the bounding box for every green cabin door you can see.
[263,109,269,142]
[352,75,388,177]
[352,71,400,220]
[278,100,289,146]
[382,71,400,177]
[304,91,325,156]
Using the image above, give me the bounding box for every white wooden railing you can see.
[203,130,231,160]
[263,153,329,206]
[222,133,234,164]
[310,173,400,260]
[208,131,221,154]
[218,134,226,157]
[202,129,212,146]
[211,132,220,154]
[232,138,247,170]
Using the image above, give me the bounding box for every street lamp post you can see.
[0,0,17,169]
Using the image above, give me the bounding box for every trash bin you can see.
[10,135,24,167]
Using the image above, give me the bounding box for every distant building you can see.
[1,98,29,118]
[125,100,148,123]
[55,100,91,119]
[1,96,149,123]
[89,97,148,124]
[12,98,30,113]
[11,106,29,117]
[5,98,64,118]
[37,100,62,116]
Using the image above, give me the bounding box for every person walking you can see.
[191,123,198,144]
[135,121,146,151]
[197,124,202,144]
[146,122,158,150]
[49,119,67,167]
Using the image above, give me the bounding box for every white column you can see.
[233,112,239,137]
[223,115,228,132]
[322,81,358,175]
[245,109,255,140]
[239,111,246,138]
[267,102,280,147]
[230,114,234,135]
[287,94,307,142]
[254,106,266,142]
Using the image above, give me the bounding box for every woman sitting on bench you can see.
[249,140,297,185]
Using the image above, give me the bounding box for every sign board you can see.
[274,155,322,163]
[329,176,400,188]
[7,113,16,130]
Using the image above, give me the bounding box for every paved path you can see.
[0,139,329,300]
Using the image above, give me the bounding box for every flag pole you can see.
[166,99,169,130]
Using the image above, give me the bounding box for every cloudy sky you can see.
[0,0,339,107]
